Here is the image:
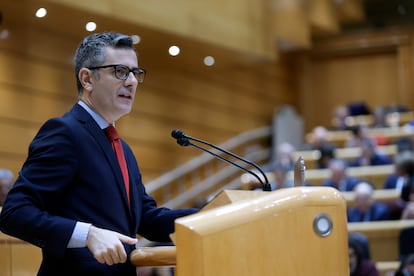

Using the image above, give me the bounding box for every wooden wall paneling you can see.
[130,90,261,133]
[147,58,296,119]
[0,27,77,69]
[296,54,314,130]
[397,42,414,107]
[0,122,38,176]
[145,71,272,120]
[120,113,231,148]
[269,0,311,49]
[308,0,340,35]
[44,0,275,58]
[300,51,399,129]
[0,51,75,101]
[298,29,414,131]
[0,0,296,183]
[187,0,274,57]
[335,0,365,22]
[0,123,38,156]
[0,85,74,125]
[0,153,24,179]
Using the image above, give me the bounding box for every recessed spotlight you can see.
[168,45,180,56]
[203,56,215,66]
[85,22,97,32]
[35,8,47,18]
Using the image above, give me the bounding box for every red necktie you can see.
[105,125,130,204]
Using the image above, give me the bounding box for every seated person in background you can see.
[273,142,296,171]
[400,181,414,220]
[346,124,370,148]
[349,138,393,167]
[395,254,414,276]
[395,135,414,153]
[349,232,371,259]
[322,159,359,192]
[373,106,387,128]
[348,235,379,276]
[332,104,349,130]
[262,142,296,173]
[253,161,294,191]
[347,181,391,222]
[384,151,414,194]
[0,168,13,206]
[317,146,335,170]
[303,126,337,169]
[269,162,294,191]
[401,200,414,220]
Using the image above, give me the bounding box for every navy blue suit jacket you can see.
[0,104,197,275]
[347,203,391,222]
[322,177,359,192]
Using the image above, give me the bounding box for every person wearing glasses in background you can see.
[0,32,198,276]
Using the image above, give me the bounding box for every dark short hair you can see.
[74,32,136,94]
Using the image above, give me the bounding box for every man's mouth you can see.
[119,94,132,99]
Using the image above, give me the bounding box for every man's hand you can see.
[86,225,137,265]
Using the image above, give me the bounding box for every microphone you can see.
[171,129,271,192]
[294,156,306,186]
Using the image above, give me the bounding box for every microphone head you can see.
[177,138,190,146]
[171,129,185,139]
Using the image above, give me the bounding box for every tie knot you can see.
[105,125,120,141]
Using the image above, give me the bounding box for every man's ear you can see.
[78,68,94,92]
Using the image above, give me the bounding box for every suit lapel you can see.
[70,104,132,213]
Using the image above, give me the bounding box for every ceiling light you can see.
[203,56,215,66]
[85,22,97,32]
[35,8,47,18]
[168,45,180,56]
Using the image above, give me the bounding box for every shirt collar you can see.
[77,100,112,129]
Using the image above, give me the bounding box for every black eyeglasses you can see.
[88,64,146,83]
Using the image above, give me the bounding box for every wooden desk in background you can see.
[343,189,400,207]
[289,164,395,188]
[293,144,397,170]
[348,220,414,262]
[241,164,395,190]
[305,125,414,148]
[376,261,400,276]
[0,231,41,276]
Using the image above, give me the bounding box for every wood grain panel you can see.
[0,0,295,180]
[0,85,74,125]
[0,51,75,99]
[301,51,399,129]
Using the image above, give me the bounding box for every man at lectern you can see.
[0,32,198,275]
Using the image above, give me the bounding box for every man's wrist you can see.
[67,222,92,248]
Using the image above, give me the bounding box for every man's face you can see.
[84,47,139,123]
[355,193,372,212]
[331,166,345,183]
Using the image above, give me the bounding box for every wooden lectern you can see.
[131,186,349,275]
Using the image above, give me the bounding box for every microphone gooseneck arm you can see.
[172,129,271,192]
